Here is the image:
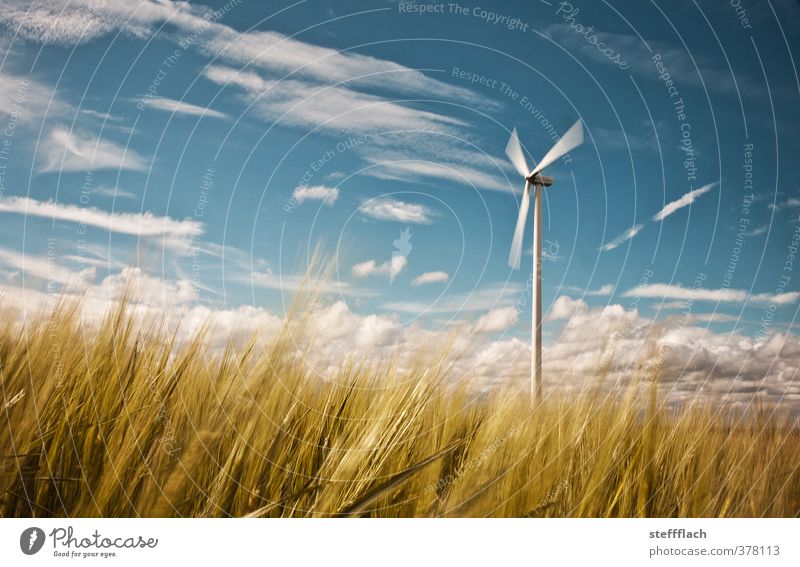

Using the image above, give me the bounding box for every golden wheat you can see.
[1,293,799,518]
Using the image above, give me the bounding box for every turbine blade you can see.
[530,119,584,176]
[508,184,531,270]
[505,127,530,178]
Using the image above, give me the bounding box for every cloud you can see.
[359,198,435,224]
[743,224,768,237]
[688,313,741,324]
[204,66,464,137]
[0,196,203,250]
[144,96,228,119]
[242,270,374,299]
[92,185,137,200]
[0,268,284,351]
[0,1,492,106]
[203,30,489,107]
[652,182,717,222]
[292,185,339,206]
[2,271,799,409]
[0,73,68,124]
[769,198,800,212]
[624,283,800,306]
[601,182,718,251]
[92,267,197,306]
[600,224,645,251]
[38,126,147,172]
[546,295,588,321]
[561,283,614,297]
[475,306,518,333]
[412,271,450,287]
[383,283,523,314]
[0,2,121,45]
[541,301,800,409]
[362,156,511,193]
[544,26,769,101]
[0,245,95,286]
[352,256,408,279]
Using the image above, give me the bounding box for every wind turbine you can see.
[505,119,584,400]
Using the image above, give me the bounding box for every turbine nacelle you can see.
[505,119,583,271]
[526,173,553,186]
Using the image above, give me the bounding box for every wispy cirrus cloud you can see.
[0,1,492,107]
[769,198,800,213]
[624,283,800,305]
[561,283,614,296]
[0,245,95,285]
[143,96,228,119]
[0,196,203,250]
[601,183,716,251]
[359,198,435,224]
[203,65,464,136]
[241,270,375,298]
[600,223,644,251]
[743,224,768,237]
[383,283,523,314]
[92,185,137,201]
[652,182,717,222]
[362,156,511,192]
[38,126,147,172]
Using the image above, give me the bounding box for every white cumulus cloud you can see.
[475,306,518,333]
[352,255,408,279]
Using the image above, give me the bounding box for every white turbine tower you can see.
[505,119,584,400]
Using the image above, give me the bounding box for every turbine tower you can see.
[505,119,584,400]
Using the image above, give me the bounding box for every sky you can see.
[0,0,799,409]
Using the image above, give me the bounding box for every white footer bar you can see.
[2,518,797,566]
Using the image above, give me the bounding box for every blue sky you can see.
[1,0,799,403]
